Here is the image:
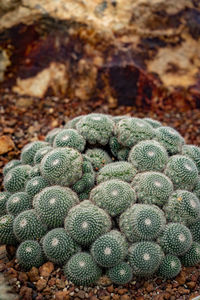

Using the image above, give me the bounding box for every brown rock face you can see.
[0,0,200,110]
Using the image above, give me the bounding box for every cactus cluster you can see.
[0,113,200,286]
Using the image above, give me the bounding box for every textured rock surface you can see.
[0,0,200,109]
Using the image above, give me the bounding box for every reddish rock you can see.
[175,271,186,285]
[18,271,28,282]
[146,283,154,292]
[19,286,32,300]
[48,277,56,286]
[27,267,40,282]
[6,267,18,279]
[55,278,65,289]
[178,287,190,295]
[39,262,54,278]
[55,291,70,300]
[187,281,196,289]
[0,135,15,155]
[118,289,128,295]
[107,285,114,293]
[36,278,47,291]
[120,295,131,300]
[112,295,120,300]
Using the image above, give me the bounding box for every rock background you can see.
[0,0,200,110]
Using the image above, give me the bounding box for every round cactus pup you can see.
[180,242,200,267]
[40,147,83,186]
[119,204,166,242]
[4,165,32,193]
[189,219,200,243]
[193,177,200,199]
[16,240,44,270]
[182,144,200,173]
[13,209,47,242]
[53,129,86,152]
[157,255,181,279]
[45,128,62,145]
[97,162,137,184]
[0,192,11,217]
[34,186,79,229]
[76,113,115,145]
[85,148,112,171]
[128,140,168,172]
[64,115,83,129]
[0,215,17,245]
[143,118,162,128]
[91,230,128,267]
[107,262,133,284]
[3,160,21,176]
[164,155,198,190]
[128,242,164,277]
[72,156,95,194]
[42,228,80,265]
[6,192,32,216]
[157,223,192,256]
[64,200,111,246]
[29,165,41,178]
[164,190,200,225]
[64,252,102,286]
[115,117,154,148]
[109,136,129,161]
[34,146,53,165]
[155,126,185,155]
[25,176,49,197]
[90,179,136,216]
[132,171,173,207]
[21,141,49,166]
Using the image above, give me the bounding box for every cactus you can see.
[0,215,17,245]
[34,186,79,228]
[91,230,128,267]
[3,159,21,176]
[45,128,62,144]
[115,117,154,148]
[4,165,31,193]
[143,118,162,128]
[180,242,200,267]
[107,262,133,284]
[25,176,49,197]
[119,204,166,242]
[97,162,137,184]
[157,255,181,279]
[0,192,11,217]
[6,192,32,216]
[164,155,198,190]
[64,200,111,246]
[157,223,192,256]
[1,113,200,286]
[34,146,53,164]
[128,140,168,172]
[90,179,136,216]
[64,252,102,286]
[155,126,185,155]
[164,190,200,225]
[21,141,49,166]
[85,148,112,170]
[128,241,164,276]
[42,228,80,265]
[16,240,44,270]
[182,144,200,173]
[77,113,114,145]
[13,209,47,242]
[132,171,173,207]
[53,129,86,152]
[189,219,200,243]
[40,147,83,186]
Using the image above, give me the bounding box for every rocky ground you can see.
[0,91,200,299]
